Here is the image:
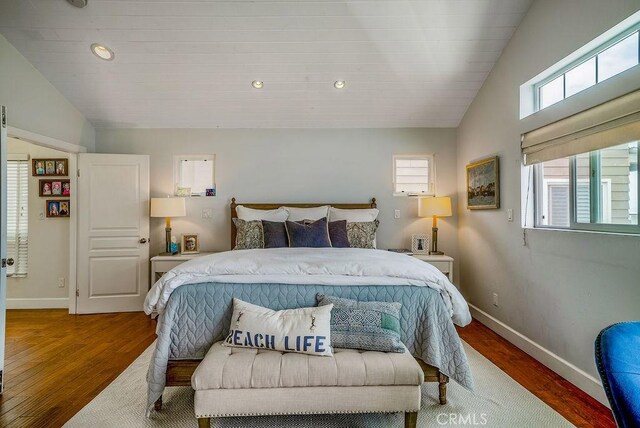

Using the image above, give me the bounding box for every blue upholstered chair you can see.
[595,322,640,428]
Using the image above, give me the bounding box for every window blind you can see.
[7,159,29,277]
[522,89,640,165]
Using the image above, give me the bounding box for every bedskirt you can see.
[146,282,473,413]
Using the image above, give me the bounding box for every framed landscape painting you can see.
[466,156,500,209]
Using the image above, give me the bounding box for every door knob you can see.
[139,238,148,244]
[6,258,14,266]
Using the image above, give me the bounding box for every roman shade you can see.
[521,89,640,165]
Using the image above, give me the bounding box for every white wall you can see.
[0,34,94,150]
[96,128,461,279]
[6,138,69,308]
[456,0,640,402]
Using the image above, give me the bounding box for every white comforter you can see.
[144,248,471,326]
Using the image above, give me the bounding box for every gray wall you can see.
[96,128,461,282]
[6,138,70,305]
[0,34,94,150]
[456,0,640,388]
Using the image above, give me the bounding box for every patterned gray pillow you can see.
[233,218,264,250]
[316,294,404,353]
[346,220,379,249]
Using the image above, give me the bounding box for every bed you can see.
[144,198,473,416]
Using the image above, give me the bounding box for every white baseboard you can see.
[6,297,69,309]
[468,304,608,406]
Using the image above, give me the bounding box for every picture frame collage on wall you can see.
[33,158,70,218]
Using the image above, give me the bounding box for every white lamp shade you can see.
[150,197,186,218]
[418,196,452,218]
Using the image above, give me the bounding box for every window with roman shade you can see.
[525,89,640,233]
[7,155,29,276]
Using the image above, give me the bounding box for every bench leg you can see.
[154,395,162,411]
[438,373,449,405]
[405,411,418,428]
[198,417,210,428]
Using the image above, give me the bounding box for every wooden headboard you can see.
[230,197,377,247]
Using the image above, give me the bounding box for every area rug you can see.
[64,342,572,427]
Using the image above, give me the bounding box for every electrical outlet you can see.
[507,209,513,222]
[58,277,65,288]
[492,292,499,307]
[394,209,401,219]
[39,212,45,220]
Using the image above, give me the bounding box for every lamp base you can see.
[429,251,445,255]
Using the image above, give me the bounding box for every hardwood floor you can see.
[0,310,614,427]
[458,320,615,427]
[0,310,156,428]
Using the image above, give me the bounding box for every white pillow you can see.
[236,205,288,222]
[329,207,379,222]
[223,298,333,356]
[282,205,330,222]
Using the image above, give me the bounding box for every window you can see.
[535,28,640,111]
[534,141,639,233]
[7,156,29,277]
[174,155,215,196]
[393,155,435,196]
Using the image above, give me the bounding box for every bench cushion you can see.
[192,342,424,391]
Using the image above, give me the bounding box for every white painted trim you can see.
[68,154,78,314]
[468,303,609,406]
[6,297,68,309]
[7,127,87,154]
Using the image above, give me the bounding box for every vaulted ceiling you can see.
[0,0,532,128]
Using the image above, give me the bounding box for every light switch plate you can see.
[507,209,513,222]
[202,208,213,219]
[394,209,401,219]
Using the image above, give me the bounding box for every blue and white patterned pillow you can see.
[316,294,404,353]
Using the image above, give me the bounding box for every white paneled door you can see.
[77,154,149,314]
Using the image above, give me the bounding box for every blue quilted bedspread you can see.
[146,282,473,413]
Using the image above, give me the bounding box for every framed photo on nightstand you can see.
[181,233,200,254]
[411,234,430,254]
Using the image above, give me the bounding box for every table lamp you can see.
[418,196,452,255]
[151,197,186,255]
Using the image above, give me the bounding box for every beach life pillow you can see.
[316,294,404,353]
[223,298,334,356]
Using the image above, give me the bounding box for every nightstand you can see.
[150,252,217,287]
[412,254,454,282]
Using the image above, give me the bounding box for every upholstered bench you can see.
[192,342,424,428]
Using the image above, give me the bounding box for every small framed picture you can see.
[46,200,70,218]
[51,181,62,195]
[39,179,70,197]
[33,158,68,176]
[411,233,430,254]
[41,181,52,195]
[205,188,216,197]
[55,160,66,175]
[34,160,46,175]
[181,233,200,254]
[45,160,55,175]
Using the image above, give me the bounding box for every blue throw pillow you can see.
[262,220,289,248]
[328,220,350,248]
[316,294,404,353]
[285,217,331,248]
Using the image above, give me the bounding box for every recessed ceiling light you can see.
[252,80,264,89]
[334,80,346,89]
[90,43,114,61]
